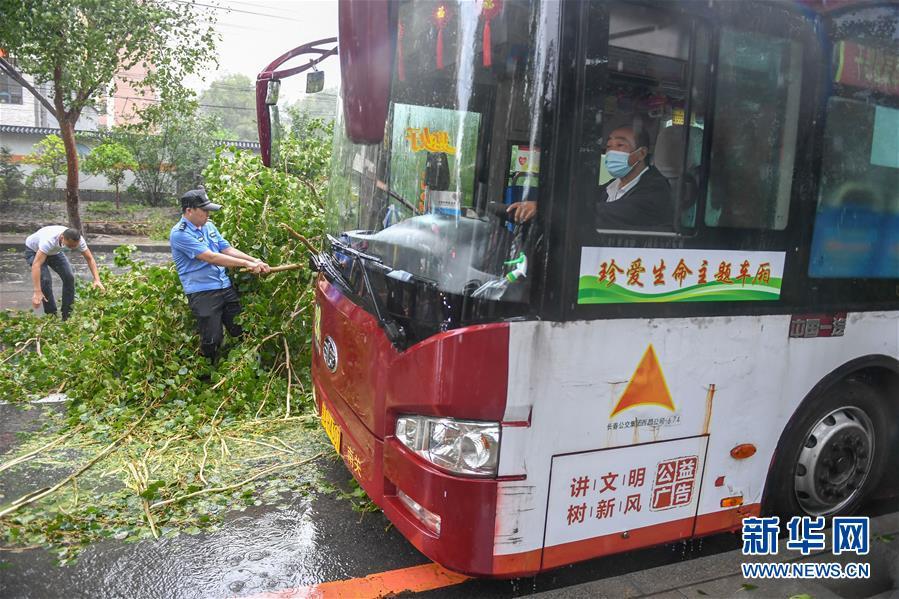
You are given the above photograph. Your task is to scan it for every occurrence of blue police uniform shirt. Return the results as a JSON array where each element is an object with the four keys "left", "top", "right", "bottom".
[{"left": 170, "top": 217, "right": 233, "bottom": 294}]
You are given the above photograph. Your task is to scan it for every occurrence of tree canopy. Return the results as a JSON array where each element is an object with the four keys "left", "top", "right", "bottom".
[
  {"left": 112, "top": 100, "right": 222, "bottom": 206},
  {"left": 82, "top": 140, "right": 138, "bottom": 209},
  {"left": 0, "top": 0, "right": 218, "bottom": 230},
  {"left": 198, "top": 73, "right": 258, "bottom": 141}
]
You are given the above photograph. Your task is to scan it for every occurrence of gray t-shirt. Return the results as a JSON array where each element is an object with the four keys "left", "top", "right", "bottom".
[{"left": 25, "top": 226, "right": 88, "bottom": 255}]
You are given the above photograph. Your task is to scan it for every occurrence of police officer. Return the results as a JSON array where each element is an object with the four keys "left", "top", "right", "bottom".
[{"left": 170, "top": 189, "right": 270, "bottom": 363}]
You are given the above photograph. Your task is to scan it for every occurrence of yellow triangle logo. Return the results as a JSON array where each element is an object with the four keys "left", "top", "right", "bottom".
[{"left": 610, "top": 344, "right": 676, "bottom": 418}]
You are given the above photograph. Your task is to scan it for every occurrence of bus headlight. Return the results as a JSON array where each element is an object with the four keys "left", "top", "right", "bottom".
[{"left": 395, "top": 415, "right": 500, "bottom": 477}]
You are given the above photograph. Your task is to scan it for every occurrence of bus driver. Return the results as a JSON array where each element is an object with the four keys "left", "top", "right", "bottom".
[
  {"left": 595, "top": 125, "right": 673, "bottom": 230},
  {"left": 506, "top": 125, "right": 673, "bottom": 230}
]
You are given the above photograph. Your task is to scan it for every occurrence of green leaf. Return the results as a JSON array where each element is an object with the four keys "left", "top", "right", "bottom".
[{"left": 741, "top": 584, "right": 758, "bottom": 591}]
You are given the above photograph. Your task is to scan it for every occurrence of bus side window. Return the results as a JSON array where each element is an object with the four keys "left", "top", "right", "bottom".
[
  {"left": 579, "top": 2, "right": 709, "bottom": 234},
  {"left": 808, "top": 9, "right": 899, "bottom": 279},
  {"left": 706, "top": 28, "right": 803, "bottom": 230},
  {"left": 809, "top": 97, "right": 899, "bottom": 279}
]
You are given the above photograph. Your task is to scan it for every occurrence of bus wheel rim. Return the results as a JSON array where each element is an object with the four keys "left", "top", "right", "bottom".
[{"left": 793, "top": 406, "right": 875, "bottom": 516}]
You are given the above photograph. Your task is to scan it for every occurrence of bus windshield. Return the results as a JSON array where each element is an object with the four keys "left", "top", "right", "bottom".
[{"left": 327, "top": 0, "right": 550, "bottom": 324}]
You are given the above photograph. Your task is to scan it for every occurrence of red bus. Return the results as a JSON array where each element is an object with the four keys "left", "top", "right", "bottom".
[{"left": 259, "top": 0, "right": 899, "bottom": 577}]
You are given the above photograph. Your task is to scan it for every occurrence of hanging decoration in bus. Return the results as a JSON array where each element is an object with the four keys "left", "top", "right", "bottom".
[
  {"left": 578, "top": 248, "right": 786, "bottom": 304},
  {"left": 480, "top": 0, "right": 503, "bottom": 67},
  {"left": 545, "top": 437, "right": 707, "bottom": 549},
  {"left": 834, "top": 41, "right": 899, "bottom": 97},
  {"left": 433, "top": 3, "right": 451, "bottom": 70},
  {"left": 390, "top": 103, "right": 480, "bottom": 216}
]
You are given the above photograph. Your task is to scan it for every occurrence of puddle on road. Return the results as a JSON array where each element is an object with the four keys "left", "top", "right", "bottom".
[
  {"left": 80, "top": 500, "right": 328, "bottom": 599},
  {"left": 1, "top": 494, "right": 359, "bottom": 599}
]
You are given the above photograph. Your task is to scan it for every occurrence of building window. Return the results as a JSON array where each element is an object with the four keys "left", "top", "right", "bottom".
[{"left": 0, "top": 57, "right": 23, "bottom": 104}]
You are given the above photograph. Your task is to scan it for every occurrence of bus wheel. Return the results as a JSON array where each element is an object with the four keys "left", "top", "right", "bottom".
[{"left": 767, "top": 379, "right": 890, "bottom": 519}]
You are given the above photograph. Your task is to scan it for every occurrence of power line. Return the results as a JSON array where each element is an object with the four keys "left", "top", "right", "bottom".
[
  {"left": 169, "top": 0, "right": 307, "bottom": 23},
  {"left": 110, "top": 94, "right": 259, "bottom": 112},
  {"left": 224, "top": 0, "right": 301, "bottom": 18}
]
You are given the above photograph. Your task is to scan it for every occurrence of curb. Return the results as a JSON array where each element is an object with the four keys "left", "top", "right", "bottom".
[{"left": 0, "top": 241, "right": 170, "bottom": 252}]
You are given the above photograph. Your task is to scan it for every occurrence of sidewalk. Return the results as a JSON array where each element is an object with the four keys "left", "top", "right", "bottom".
[
  {"left": 0, "top": 233, "right": 169, "bottom": 252},
  {"left": 537, "top": 512, "right": 899, "bottom": 598}
]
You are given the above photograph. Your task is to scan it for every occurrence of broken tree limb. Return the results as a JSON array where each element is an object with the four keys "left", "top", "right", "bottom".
[
  {"left": 240, "top": 263, "right": 304, "bottom": 274},
  {"left": 0, "top": 426, "right": 83, "bottom": 473},
  {"left": 279, "top": 223, "right": 318, "bottom": 254},
  {"left": 149, "top": 453, "right": 323, "bottom": 510},
  {"left": 0, "top": 400, "right": 158, "bottom": 519}
]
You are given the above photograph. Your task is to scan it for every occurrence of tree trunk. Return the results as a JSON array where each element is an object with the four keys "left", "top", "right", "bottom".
[
  {"left": 58, "top": 118, "right": 82, "bottom": 232},
  {"left": 115, "top": 182, "right": 121, "bottom": 211}
]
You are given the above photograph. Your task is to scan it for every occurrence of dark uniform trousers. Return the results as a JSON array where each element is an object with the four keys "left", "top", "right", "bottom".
[
  {"left": 24, "top": 249, "right": 77, "bottom": 320},
  {"left": 187, "top": 287, "right": 244, "bottom": 361}
]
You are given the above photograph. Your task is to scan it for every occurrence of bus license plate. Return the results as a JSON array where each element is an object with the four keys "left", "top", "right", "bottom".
[{"left": 320, "top": 402, "right": 342, "bottom": 455}]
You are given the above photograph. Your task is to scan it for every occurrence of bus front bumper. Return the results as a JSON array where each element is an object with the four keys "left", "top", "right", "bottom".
[{"left": 313, "top": 373, "right": 504, "bottom": 577}]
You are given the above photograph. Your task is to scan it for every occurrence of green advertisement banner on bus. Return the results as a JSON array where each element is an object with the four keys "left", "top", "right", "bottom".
[{"left": 578, "top": 248, "right": 786, "bottom": 304}]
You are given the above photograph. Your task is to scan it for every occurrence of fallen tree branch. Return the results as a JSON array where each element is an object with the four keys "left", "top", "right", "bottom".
[
  {"left": 0, "top": 338, "right": 36, "bottom": 365},
  {"left": 0, "top": 401, "right": 158, "bottom": 519},
  {"left": 279, "top": 223, "right": 318, "bottom": 254},
  {"left": 283, "top": 337, "right": 292, "bottom": 419},
  {"left": 222, "top": 435, "right": 295, "bottom": 455},
  {"left": 240, "top": 263, "right": 303, "bottom": 274},
  {"left": 150, "top": 453, "right": 323, "bottom": 510},
  {"left": 0, "top": 426, "right": 83, "bottom": 473}
]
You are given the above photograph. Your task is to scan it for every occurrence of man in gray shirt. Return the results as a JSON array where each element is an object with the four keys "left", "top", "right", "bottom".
[{"left": 25, "top": 226, "right": 105, "bottom": 320}]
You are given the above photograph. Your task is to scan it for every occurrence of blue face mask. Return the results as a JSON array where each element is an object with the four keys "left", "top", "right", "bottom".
[{"left": 605, "top": 150, "right": 634, "bottom": 179}]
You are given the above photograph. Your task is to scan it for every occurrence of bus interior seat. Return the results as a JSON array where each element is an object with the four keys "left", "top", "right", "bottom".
[{"left": 654, "top": 124, "right": 703, "bottom": 225}]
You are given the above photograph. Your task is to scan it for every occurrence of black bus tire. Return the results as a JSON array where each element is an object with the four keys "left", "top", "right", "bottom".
[{"left": 764, "top": 379, "right": 891, "bottom": 520}]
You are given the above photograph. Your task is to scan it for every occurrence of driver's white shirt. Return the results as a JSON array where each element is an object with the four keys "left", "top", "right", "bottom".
[
  {"left": 25, "top": 226, "right": 88, "bottom": 255},
  {"left": 605, "top": 166, "right": 649, "bottom": 203}
]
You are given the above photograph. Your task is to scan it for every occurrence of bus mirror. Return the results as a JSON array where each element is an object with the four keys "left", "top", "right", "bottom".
[
  {"left": 265, "top": 80, "right": 281, "bottom": 106},
  {"left": 306, "top": 70, "right": 325, "bottom": 93},
  {"left": 338, "top": 0, "right": 393, "bottom": 143}
]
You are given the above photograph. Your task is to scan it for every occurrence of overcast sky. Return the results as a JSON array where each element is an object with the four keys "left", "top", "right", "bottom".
[{"left": 188, "top": 0, "right": 341, "bottom": 104}]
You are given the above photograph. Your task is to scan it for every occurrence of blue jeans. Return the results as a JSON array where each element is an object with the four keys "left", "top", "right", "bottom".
[{"left": 24, "top": 248, "right": 76, "bottom": 320}]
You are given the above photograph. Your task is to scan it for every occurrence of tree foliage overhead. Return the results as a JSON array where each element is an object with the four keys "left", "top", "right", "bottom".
[
  {"left": 111, "top": 100, "right": 222, "bottom": 207},
  {"left": 0, "top": 0, "right": 218, "bottom": 230},
  {"left": 199, "top": 73, "right": 258, "bottom": 141}
]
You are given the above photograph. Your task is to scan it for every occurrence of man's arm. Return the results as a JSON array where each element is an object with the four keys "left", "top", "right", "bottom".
[
  {"left": 220, "top": 247, "right": 270, "bottom": 273},
  {"left": 80, "top": 249, "right": 105, "bottom": 291},
  {"left": 30, "top": 250, "right": 48, "bottom": 309},
  {"left": 195, "top": 250, "right": 266, "bottom": 273}
]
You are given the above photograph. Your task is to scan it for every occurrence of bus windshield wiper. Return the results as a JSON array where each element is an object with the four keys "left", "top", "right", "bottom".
[{"left": 327, "top": 235, "right": 407, "bottom": 348}]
